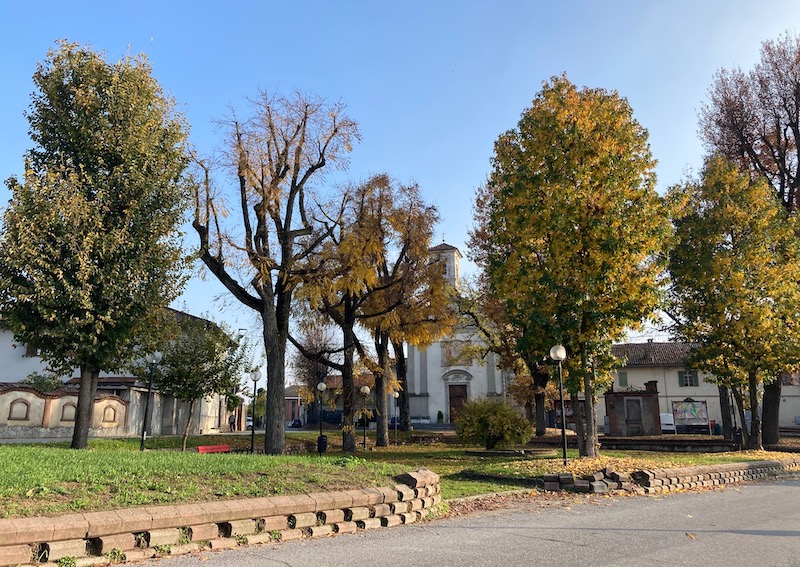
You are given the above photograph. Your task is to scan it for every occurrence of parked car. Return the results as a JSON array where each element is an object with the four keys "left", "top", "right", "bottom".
[
  {"left": 288, "top": 418, "right": 302, "bottom": 428},
  {"left": 245, "top": 417, "right": 253, "bottom": 430},
  {"left": 660, "top": 413, "right": 676, "bottom": 434}
]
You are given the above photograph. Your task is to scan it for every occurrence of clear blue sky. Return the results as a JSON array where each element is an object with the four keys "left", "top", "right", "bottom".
[{"left": 1, "top": 0, "right": 798, "bottom": 345}]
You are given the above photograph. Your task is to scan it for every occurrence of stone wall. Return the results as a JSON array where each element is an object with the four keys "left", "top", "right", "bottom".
[{"left": 0, "top": 468, "right": 442, "bottom": 567}]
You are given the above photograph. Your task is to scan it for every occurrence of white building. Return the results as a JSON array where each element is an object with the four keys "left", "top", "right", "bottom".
[
  {"left": 406, "top": 244, "right": 511, "bottom": 424},
  {"left": 0, "top": 309, "right": 236, "bottom": 440},
  {"left": 407, "top": 245, "right": 800, "bottom": 431}
]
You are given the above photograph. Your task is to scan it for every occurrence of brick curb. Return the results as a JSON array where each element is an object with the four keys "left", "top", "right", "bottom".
[{"left": 0, "top": 468, "right": 443, "bottom": 567}]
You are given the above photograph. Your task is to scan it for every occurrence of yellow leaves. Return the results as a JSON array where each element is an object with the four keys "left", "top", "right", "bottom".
[{"left": 686, "top": 532, "right": 696, "bottom": 540}]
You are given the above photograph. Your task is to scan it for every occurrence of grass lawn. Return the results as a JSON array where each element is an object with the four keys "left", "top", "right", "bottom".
[{"left": 1, "top": 431, "right": 797, "bottom": 518}]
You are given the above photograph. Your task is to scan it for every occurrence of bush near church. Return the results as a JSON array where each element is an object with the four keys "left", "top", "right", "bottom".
[{"left": 455, "top": 398, "right": 533, "bottom": 450}]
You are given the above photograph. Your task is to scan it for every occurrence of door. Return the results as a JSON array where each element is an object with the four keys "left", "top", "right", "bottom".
[
  {"left": 625, "top": 398, "right": 643, "bottom": 436},
  {"left": 448, "top": 385, "right": 468, "bottom": 423}
]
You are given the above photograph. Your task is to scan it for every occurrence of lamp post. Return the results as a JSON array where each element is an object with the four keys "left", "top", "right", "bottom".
[
  {"left": 360, "top": 385, "right": 370, "bottom": 449},
  {"left": 392, "top": 391, "right": 399, "bottom": 445},
  {"left": 250, "top": 370, "right": 261, "bottom": 454},
  {"left": 317, "top": 381, "right": 328, "bottom": 455},
  {"left": 549, "top": 344, "right": 568, "bottom": 466},
  {"left": 139, "top": 351, "right": 163, "bottom": 451}
]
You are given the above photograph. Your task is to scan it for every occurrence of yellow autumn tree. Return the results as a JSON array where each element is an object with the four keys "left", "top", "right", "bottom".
[
  {"left": 480, "top": 74, "right": 671, "bottom": 457},
  {"left": 667, "top": 156, "right": 800, "bottom": 450},
  {"left": 297, "top": 174, "right": 445, "bottom": 451}
]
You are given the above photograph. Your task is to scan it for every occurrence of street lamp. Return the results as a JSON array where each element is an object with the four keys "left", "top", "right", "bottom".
[
  {"left": 392, "top": 391, "right": 400, "bottom": 445},
  {"left": 250, "top": 370, "right": 261, "bottom": 454},
  {"left": 316, "top": 381, "right": 328, "bottom": 455},
  {"left": 549, "top": 344, "right": 568, "bottom": 466},
  {"left": 139, "top": 351, "right": 163, "bottom": 451},
  {"left": 360, "top": 385, "right": 370, "bottom": 449}
]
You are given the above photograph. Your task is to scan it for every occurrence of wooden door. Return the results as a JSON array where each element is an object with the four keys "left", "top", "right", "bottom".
[
  {"left": 448, "top": 385, "right": 468, "bottom": 423},
  {"left": 625, "top": 398, "right": 643, "bottom": 436}
]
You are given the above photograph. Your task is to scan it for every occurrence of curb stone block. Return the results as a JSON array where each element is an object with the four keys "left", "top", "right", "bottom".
[
  {"left": 422, "top": 497, "right": 434, "bottom": 508},
  {"left": 208, "top": 538, "right": 237, "bottom": 550},
  {"left": 147, "top": 506, "right": 182, "bottom": 530},
  {"left": 13, "top": 516, "right": 56, "bottom": 544},
  {"left": 307, "top": 525, "right": 334, "bottom": 538},
  {"left": 84, "top": 511, "right": 123, "bottom": 539},
  {"left": 260, "top": 516, "right": 289, "bottom": 532},
  {"left": 122, "top": 548, "right": 156, "bottom": 562},
  {"left": 0, "top": 544, "right": 31, "bottom": 567},
  {"left": 94, "top": 532, "right": 136, "bottom": 553},
  {"left": 169, "top": 543, "right": 198, "bottom": 556},
  {"left": 391, "top": 501, "right": 411, "bottom": 514},
  {"left": 590, "top": 481, "right": 608, "bottom": 493},
  {"left": 187, "top": 523, "right": 219, "bottom": 542},
  {"left": 229, "top": 519, "right": 259, "bottom": 535},
  {"left": 148, "top": 528, "right": 180, "bottom": 547},
  {"left": 400, "top": 512, "right": 416, "bottom": 524},
  {"left": 344, "top": 507, "right": 371, "bottom": 522},
  {"left": 409, "top": 499, "right": 423, "bottom": 511},
  {"left": 377, "top": 486, "right": 398, "bottom": 503},
  {"left": 288, "top": 513, "right": 317, "bottom": 529},
  {"left": 394, "top": 471, "right": 423, "bottom": 488},
  {"left": 247, "top": 533, "right": 273, "bottom": 545},
  {"left": 544, "top": 482, "right": 560, "bottom": 491},
  {"left": 75, "top": 556, "right": 110, "bottom": 567},
  {"left": 114, "top": 508, "right": 153, "bottom": 534},
  {"left": 225, "top": 499, "right": 258, "bottom": 522},
  {"left": 372, "top": 504, "right": 392, "bottom": 518},
  {"left": 381, "top": 515, "right": 402, "bottom": 528},
  {"left": 344, "top": 490, "right": 373, "bottom": 507},
  {"left": 356, "top": 518, "right": 382, "bottom": 530},
  {"left": 431, "top": 494, "right": 442, "bottom": 506},
  {"left": 47, "top": 539, "right": 87, "bottom": 561},
  {"left": 318, "top": 510, "right": 345, "bottom": 525},
  {"left": 361, "top": 488, "right": 385, "bottom": 505},
  {"left": 334, "top": 522, "right": 358, "bottom": 534},
  {"left": 279, "top": 529, "right": 304, "bottom": 542},
  {"left": 395, "top": 484, "right": 415, "bottom": 501}
]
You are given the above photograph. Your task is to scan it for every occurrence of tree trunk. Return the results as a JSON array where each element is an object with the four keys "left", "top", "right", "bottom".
[
  {"left": 746, "top": 370, "right": 763, "bottom": 450},
  {"left": 577, "top": 344, "right": 599, "bottom": 458},
  {"left": 533, "top": 392, "right": 547, "bottom": 436},
  {"left": 732, "top": 386, "right": 750, "bottom": 447},
  {"left": 524, "top": 400, "right": 534, "bottom": 423},
  {"left": 762, "top": 379, "right": 781, "bottom": 446},
  {"left": 532, "top": 364, "right": 550, "bottom": 436},
  {"left": 71, "top": 366, "right": 99, "bottom": 449},
  {"left": 181, "top": 399, "right": 195, "bottom": 452},
  {"left": 392, "top": 340, "right": 411, "bottom": 431},
  {"left": 341, "top": 300, "right": 357, "bottom": 452},
  {"left": 718, "top": 385, "right": 733, "bottom": 439},
  {"left": 263, "top": 286, "right": 289, "bottom": 455},
  {"left": 374, "top": 331, "right": 390, "bottom": 447}
]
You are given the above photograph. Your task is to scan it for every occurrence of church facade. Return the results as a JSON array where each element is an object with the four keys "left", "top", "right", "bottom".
[{"left": 406, "top": 243, "right": 513, "bottom": 424}]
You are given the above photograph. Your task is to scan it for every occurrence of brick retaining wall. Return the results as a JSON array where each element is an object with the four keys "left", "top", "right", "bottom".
[{"left": 0, "top": 468, "right": 441, "bottom": 567}]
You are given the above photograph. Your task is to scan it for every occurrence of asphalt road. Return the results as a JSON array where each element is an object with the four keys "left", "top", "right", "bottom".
[{"left": 141, "top": 479, "right": 800, "bottom": 567}]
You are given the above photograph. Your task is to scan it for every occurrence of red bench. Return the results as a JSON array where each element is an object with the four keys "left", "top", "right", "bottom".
[{"left": 197, "top": 444, "right": 231, "bottom": 454}]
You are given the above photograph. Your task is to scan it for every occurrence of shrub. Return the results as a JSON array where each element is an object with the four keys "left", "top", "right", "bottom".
[{"left": 455, "top": 398, "right": 532, "bottom": 449}]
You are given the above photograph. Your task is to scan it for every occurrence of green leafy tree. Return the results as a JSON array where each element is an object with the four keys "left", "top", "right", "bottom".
[
  {"left": 21, "top": 372, "right": 65, "bottom": 393},
  {"left": 0, "top": 42, "right": 190, "bottom": 449},
  {"left": 667, "top": 156, "right": 800, "bottom": 450},
  {"left": 454, "top": 398, "right": 532, "bottom": 450},
  {"left": 136, "top": 316, "right": 249, "bottom": 451},
  {"left": 480, "top": 74, "right": 670, "bottom": 457},
  {"left": 193, "top": 91, "right": 358, "bottom": 455},
  {"left": 699, "top": 31, "right": 800, "bottom": 443}
]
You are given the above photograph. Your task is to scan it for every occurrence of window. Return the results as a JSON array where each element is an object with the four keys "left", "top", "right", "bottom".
[
  {"left": 617, "top": 371, "right": 628, "bottom": 388},
  {"left": 678, "top": 370, "right": 698, "bottom": 387}
]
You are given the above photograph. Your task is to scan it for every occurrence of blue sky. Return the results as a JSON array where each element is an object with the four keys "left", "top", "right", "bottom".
[{"left": 1, "top": 0, "right": 799, "bottom": 345}]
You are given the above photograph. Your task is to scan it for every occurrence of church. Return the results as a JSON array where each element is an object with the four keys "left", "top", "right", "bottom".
[{"left": 406, "top": 243, "right": 513, "bottom": 425}]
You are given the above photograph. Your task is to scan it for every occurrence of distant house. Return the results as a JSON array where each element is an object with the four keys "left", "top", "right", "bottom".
[
  {"left": 598, "top": 341, "right": 800, "bottom": 432},
  {"left": 0, "top": 308, "right": 238, "bottom": 440}
]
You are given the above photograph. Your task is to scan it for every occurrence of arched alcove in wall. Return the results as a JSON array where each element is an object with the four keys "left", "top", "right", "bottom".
[
  {"left": 8, "top": 398, "right": 30, "bottom": 421},
  {"left": 60, "top": 402, "right": 77, "bottom": 422}
]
